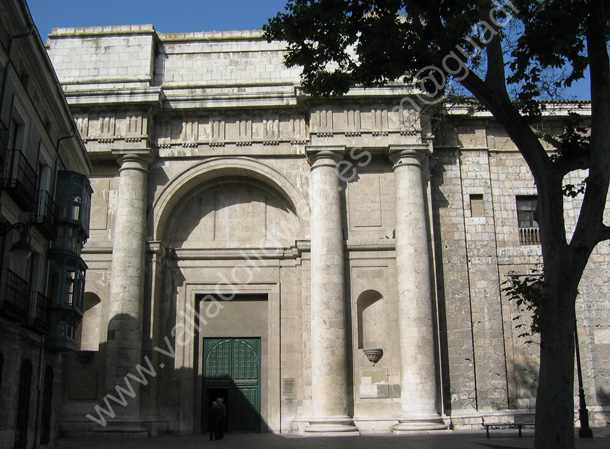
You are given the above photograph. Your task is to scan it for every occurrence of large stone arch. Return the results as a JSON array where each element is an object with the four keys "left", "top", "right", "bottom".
[{"left": 152, "top": 157, "right": 310, "bottom": 242}]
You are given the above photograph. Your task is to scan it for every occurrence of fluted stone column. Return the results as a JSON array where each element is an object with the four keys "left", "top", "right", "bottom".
[
  {"left": 389, "top": 145, "right": 445, "bottom": 432},
  {"left": 305, "top": 146, "right": 358, "bottom": 435},
  {"left": 102, "top": 150, "right": 153, "bottom": 436}
]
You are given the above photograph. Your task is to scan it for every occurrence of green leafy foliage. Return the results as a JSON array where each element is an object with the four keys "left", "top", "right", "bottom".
[
  {"left": 509, "top": 0, "right": 590, "bottom": 104},
  {"left": 264, "top": 1, "right": 596, "bottom": 106},
  {"left": 264, "top": 0, "right": 489, "bottom": 96},
  {"left": 502, "top": 270, "right": 544, "bottom": 338},
  {"left": 547, "top": 112, "right": 591, "bottom": 164}
]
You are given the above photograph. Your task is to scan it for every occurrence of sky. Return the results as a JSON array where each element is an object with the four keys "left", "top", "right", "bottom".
[
  {"left": 28, "top": 0, "right": 290, "bottom": 38},
  {"left": 26, "top": 0, "right": 590, "bottom": 100}
]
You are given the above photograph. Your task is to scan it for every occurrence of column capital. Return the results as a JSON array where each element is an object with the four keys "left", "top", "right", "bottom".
[
  {"left": 306, "top": 145, "right": 345, "bottom": 168},
  {"left": 388, "top": 144, "right": 431, "bottom": 169},
  {"left": 112, "top": 149, "right": 155, "bottom": 171}
]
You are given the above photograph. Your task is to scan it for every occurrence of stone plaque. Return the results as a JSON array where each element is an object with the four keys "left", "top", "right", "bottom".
[{"left": 283, "top": 377, "right": 296, "bottom": 398}]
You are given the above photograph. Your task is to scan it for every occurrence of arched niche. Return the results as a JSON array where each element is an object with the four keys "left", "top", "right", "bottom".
[
  {"left": 153, "top": 157, "right": 310, "bottom": 241},
  {"left": 164, "top": 177, "right": 300, "bottom": 249},
  {"left": 356, "top": 290, "right": 386, "bottom": 350},
  {"left": 76, "top": 292, "right": 102, "bottom": 351}
]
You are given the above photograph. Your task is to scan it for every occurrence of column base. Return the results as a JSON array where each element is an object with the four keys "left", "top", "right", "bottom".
[
  {"left": 90, "top": 423, "right": 148, "bottom": 439},
  {"left": 393, "top": 415, "right": 448, "bottom": 433},
  {"left": 304, "top": 417, "right": 360, "bottom": 436}
]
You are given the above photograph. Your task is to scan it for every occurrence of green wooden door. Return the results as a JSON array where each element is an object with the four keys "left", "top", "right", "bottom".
[{"left": 203, "top": 338, "right": 261, "bottom": 433}]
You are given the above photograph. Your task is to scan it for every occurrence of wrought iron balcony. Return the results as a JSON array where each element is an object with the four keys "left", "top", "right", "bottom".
[
  {"left": 0, "top": 120, "right": 8, "bottom": 192},
  {"left": 0, "top": 268, "right": 30, "bottom": 323},
  {"left": 34, "top": 190, "right": 59, "bottom": 240},
  {"left": 519, "top": 226, "right": 541, "bottom": 245},
  {"left": 0, "top": 118, "right": 7, "bottom": 151},
  {"left": 0, "top": 149, "right": 38, "bottom": 212},
  {"left": 29, "top": 291, "right": 51, "bottom": 335}
]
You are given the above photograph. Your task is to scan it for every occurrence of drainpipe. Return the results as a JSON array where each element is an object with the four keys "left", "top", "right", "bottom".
[{"left": 53, "top": 131, "right": 79, "bottom": 190}]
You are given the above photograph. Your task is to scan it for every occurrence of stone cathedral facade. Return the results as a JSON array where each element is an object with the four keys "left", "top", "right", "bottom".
[{"left": 43, "top": 25, "right": 610, "bottom": 437}]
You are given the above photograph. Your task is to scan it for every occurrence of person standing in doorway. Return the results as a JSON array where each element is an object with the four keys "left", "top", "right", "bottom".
[
  {"left": 217, "top": 397, "right": 226, "bottom": 439},
  {"left": 208, "top": 401, "right": 220, "bottom": 440}
]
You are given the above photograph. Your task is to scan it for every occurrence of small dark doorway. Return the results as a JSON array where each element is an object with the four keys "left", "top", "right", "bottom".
[
  {"left": 15, "top": 359, "right": 33, "bottom": 449},
  {"left": 40, "top": 366, "right": 54, "bottom": 445}
]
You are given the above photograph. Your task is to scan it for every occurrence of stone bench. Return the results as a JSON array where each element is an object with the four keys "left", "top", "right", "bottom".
[{"left": 482, "top": 416, "right": 535, "bottom": 438}]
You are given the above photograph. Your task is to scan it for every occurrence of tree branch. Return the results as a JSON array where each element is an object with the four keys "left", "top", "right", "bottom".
[
  {"left": 552, "top": 153, "right": 591, "bottom": 176},
  {"left": 570, "top": 0, "right": 610, "bottom": 251},
  {"left": 478, "top": 0, "right": 508, "bottom": 97},
  {"left": 600, "top": 224, "right": 610, "bottom": 243},
  {"left": 460, "top": 70, "right": 555, "bottom": 184}
]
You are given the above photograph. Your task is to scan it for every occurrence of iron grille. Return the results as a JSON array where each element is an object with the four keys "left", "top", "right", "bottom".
[
  {"left": 0, "top": 268, "right": 30, "bottom": 323},
  {"left": 35, "top": 190, "right": 59, "bottom": 239},
  {"left": 0, "top": 149, "right": 38, "bottom": 211},
  {"left": 0, "top": 119, "right": 7, "bottom": 149},
  {"left": 0, "top": 119, "right": 8, "bottom": 185},
  {"left": 29, "top": 291, "right": 51, "bottom": 334}
]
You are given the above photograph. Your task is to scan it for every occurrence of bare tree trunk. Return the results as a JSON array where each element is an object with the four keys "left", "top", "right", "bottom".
[{"left": 534, "top": 253, "right": 582, "bottom": 449}]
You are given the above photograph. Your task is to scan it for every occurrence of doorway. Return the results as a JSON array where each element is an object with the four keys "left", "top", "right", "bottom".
[{"left": 202, "top": 338, "right": 261, "bottom": 433}]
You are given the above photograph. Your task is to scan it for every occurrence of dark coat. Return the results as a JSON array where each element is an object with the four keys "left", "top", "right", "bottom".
[{"left": 208, "top": 404, "right": 221, "bottom": 428}]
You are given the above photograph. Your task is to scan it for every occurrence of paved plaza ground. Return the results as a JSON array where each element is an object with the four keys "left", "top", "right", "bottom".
[{"left": 54, "top": 428, "right": 610, "bottom": 449}]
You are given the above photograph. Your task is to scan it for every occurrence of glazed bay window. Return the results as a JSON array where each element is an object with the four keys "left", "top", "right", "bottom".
[
  {"left": 55, "top": 171, "right": 92, "bottom": 238},
  {"left": 46, "top": 256, "right": 86, "bottom": 351},
  {"left": 517, "top": 196, "right": 540, "bottom": 245},
  {"left": 47, "top": 171, "right": 92, "bottom": 351}
]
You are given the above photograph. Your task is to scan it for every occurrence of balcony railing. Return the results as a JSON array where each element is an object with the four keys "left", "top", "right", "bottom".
[
  {"left": 519, "top": 226, "right": 541, "bottom": 245},
  {"left": 35, "top": 190, "right": 59, "bottom": 239},
  {"left": 0, "top": 149, "right": 38, "bottom": 211},
  {"left": 29, "top": 291, "right": 51, "bottom": 335},
  {"left": 0, "top": 120, "right": 8, "bottom": 183},
  {"left": 0, "top": 268, "right": 30, "bottom": 323},
  {"left": 0, "top": 119, "right": 7, "bottom": 149}
]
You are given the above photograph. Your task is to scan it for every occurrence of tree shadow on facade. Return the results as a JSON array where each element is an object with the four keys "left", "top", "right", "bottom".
[
  {"left": 63, "top": 336, "right": 270, "bottom": 438},
  {"left": 595, "top": 388, "right": 610, "bottom": 426}
]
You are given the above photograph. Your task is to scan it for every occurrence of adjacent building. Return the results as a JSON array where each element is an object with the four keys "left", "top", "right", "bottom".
[
  {"left": 40, "top": 24, "right": 609, "bottom": 438},
  {"left": 0, "top": 1, "right": 92, "bottom": 448}
]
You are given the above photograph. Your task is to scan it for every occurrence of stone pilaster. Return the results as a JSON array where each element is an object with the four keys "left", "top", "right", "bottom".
[
  {"left": 100, "top": 150, "right": 153, "bottom": 437},
  {"left": 389, "top": 144, "right": 446, "bottom": 432},
  {"left": 305, "top": 146, "right": 358, "bottom": 436}
]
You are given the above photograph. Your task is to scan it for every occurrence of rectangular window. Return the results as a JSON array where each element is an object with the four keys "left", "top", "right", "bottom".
[
  {"left": 516, "top": 196, "right": 540, "bottom": 244},
  {"left": 9, "top": 118, "right": 25, "bottom": 151},
  {"left": 470, "top": 194, "right": 484, "bottom": 217}
]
